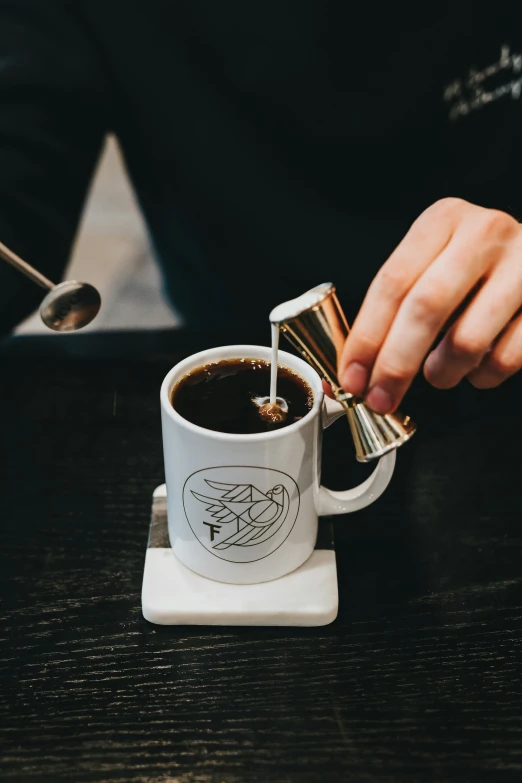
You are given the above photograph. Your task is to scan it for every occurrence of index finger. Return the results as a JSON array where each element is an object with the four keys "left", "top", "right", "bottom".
[{"left": 338, "top": 198, "right": 464, "bottom": 395}]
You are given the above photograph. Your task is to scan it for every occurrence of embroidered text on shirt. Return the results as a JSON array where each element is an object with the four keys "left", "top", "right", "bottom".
[{"left": 443, "top": 44, "right": 522, "bottom": 120}]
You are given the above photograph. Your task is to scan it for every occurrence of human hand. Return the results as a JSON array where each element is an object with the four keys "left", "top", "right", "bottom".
[{"left": 339, "top": 198, "right": 522, "bottom": 413}]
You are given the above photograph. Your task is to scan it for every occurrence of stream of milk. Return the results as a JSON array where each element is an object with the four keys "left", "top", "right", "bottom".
[{"left": 269, "top": 323, "right": 279, "bottom": 404}]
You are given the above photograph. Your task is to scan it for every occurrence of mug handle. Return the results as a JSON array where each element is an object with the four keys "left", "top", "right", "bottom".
[{"left": 315, "top": 396, "right": 396, "bottom": 516}]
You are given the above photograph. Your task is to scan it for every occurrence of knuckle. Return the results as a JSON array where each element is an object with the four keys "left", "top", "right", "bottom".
[
  {"left": 376, "top": 360, "right": 410, "bottom": 384},
  {"left": 448, "top": 329, "right": 488, "bottom": 360},
  {"left": 408, "top": 280, "right": 452, "bottom": 322},
  {"left": 350, "top": 331, "right": 382, "bottom": 358},
  {"left": 476, "top": 209, "right": 517, "bottom": 241},
  {"left": 374, "top": 264, "right": 411, "bottom": 301},
  {"left": 487, "top": 349, "right": 520, "bottom": 377},
  {"left": 424, "top": 197, "right": 468, "bottom": 220}
]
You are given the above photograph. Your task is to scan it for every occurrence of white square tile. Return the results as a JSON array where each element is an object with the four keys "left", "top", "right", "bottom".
[{"left": 142, "top": 485, "right": 338, "bottom": 627}]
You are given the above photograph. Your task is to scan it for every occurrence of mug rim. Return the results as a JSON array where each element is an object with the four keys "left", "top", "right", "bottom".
[{"left": 160, "top": 344, "right": 324, "bottom": 442}]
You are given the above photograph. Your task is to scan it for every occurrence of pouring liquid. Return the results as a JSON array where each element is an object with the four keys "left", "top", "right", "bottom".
[
  {"left": 270, "top": 323, "right": 279, "bottom": 404},
  {"left": 255, "top": 322, "right": 289, "bottom": 424},
  {"left": 258, "top": 286, "right": 334, "bottom": 425}
]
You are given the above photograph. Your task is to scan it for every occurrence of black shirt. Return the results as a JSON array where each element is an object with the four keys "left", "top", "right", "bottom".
[{"left": 1, "top": 1, "right": 521, "bottom": 333}]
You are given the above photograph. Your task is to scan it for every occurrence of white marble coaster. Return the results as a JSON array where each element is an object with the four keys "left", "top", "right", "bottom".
[{"left": 142, "top": 485, "right": 338, "bottom": 627}]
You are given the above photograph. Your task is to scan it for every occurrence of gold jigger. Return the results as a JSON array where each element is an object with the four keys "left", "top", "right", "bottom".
[{"left": 270, "top": 282, "right": 416, "bottom": 462}]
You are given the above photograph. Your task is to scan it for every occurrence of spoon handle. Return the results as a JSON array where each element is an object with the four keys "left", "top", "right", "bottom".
[{"left": 0, "top": 240, "right": 55, "bottom": 291}]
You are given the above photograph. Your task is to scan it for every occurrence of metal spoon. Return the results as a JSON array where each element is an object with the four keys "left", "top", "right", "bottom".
[{"left": 0, "top": 240, "right": 101, "bottom": 331}]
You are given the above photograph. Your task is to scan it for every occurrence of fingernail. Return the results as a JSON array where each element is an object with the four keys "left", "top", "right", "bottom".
[
  {"left": 340, "top": 362, "right": 369, "bottom": 395},
  {"left": 365, "top": 385, "right": 393, "bottom": 414}
]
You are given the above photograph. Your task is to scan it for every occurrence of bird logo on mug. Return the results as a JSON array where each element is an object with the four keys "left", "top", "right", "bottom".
[{"left": 182, "top": 466, "right": 300, "bottom": 563}]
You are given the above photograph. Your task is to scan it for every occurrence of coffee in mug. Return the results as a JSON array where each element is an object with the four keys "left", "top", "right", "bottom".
[{"left": 170, "top": 358, "right": 314, "bottom": 434}]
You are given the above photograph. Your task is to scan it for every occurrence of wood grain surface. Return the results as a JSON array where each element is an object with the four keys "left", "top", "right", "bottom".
[{"left": 1, "top": 330, "right": 522, "bottom": 783}]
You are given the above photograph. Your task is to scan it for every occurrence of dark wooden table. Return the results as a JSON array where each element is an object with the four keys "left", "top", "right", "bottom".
[{"left": 1, "top": 329, "right": 522, "bottom": 783}]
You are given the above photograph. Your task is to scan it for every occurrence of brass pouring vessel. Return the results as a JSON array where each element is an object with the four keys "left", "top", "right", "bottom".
[{"left": 270, "top": 283, "right": 416, "bottom": 462}]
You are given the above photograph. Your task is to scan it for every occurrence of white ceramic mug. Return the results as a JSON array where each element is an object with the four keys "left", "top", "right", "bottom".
[{"left": 160, "top": 345, "right": 396, "bottom": 584}]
